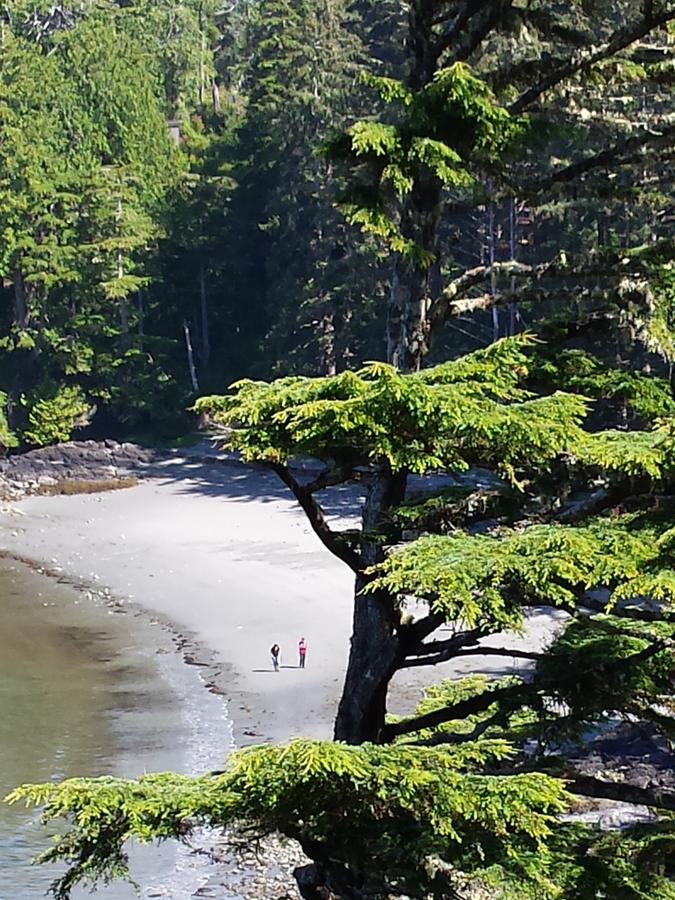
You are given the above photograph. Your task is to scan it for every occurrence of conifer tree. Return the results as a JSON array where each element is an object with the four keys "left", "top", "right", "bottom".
[
  {"left": 330, "top": 1, "right": 675, "bottom": 372},
  {"left": 12, "top": 336, "right": 675, "bottom": 898}
]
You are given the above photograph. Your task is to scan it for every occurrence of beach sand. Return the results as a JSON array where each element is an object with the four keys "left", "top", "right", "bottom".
[{"left": 0, "top": 453, "right": 564, "bottom": 749}]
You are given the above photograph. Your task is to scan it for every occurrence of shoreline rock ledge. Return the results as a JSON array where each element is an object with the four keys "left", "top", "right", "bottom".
[{"left": 0, "top": 440, "right": 164, "bottom": 499}]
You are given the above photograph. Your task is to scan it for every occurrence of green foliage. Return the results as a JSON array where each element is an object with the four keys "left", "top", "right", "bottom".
[
  {"left": 530, "top": 349, "right": 675, "bottom": 423},
  {"left": 7, "top": 738, "right": 570, "bottom": 899},
  {"left": 393, "top": 485, "right": 513, "bottom": 532},
  {"left": 371, "top": 514, "right": 675, "bottom": 629},
  {"left": 0, "top": 391, "right": 18, "bottom": 451},
  {"left": 576, "top": 424, "right": 675, "bottom": 480},
  {"left": 196, "top": 335, "right": 588, "bottom": 473},
  {"left": 331, "top": 62, "right": 524, "bottom": 262},
  {"left": 535, "top": 615, "right": 675, "bottom": 730},
  {"left": 22, "top": 385, "right": 91, "bottom": 447}
]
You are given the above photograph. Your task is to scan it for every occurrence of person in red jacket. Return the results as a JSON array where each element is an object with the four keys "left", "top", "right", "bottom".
[{"left": 298, "top": 637, "right": 307, "bottom": 669}]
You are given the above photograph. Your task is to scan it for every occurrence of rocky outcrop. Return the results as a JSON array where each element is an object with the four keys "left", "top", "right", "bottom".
[{"left": 0, "top": 440, "right": 164, "bottom": 499}]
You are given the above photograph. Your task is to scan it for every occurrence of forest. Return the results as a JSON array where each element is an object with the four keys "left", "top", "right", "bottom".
[
  {"left": 0, "top": 0, "right": 670, "bottom": 448},
  {"left": 5, "top": 1, "right": 675, "bottom": 899}
]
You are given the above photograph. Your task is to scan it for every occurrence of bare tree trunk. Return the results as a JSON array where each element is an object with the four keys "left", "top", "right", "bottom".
[
  {"left": 211, "top": 79, "right": 220, "bottom": 115},
  {"left": 119, "top": 297, "right": 129, "bottom": 333},
  {"left": 334, "top": 468, "right": 406, "bottom": 744},
  {"left": 199, "top": 259, "right": 210, "bottom": 369},
  {"left": 508, "top": 197, "right": 518, "bottom": 335},
  {"left": 322, "top": 311, "right": 337, "bottom": 376},
  {"left": 488, "top": 197, "right": 499, "bottom": 342},
  {"left": 183, "top": 320, "right": 200, "bottom": 393}
]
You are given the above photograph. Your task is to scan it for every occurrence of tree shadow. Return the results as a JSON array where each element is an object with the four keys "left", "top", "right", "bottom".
[{"left": 142, "top": 449, "right": 364, "bottom": 524}]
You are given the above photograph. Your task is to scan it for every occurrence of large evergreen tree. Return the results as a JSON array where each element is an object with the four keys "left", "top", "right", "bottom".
[{"left": 11, "top": 336, "right": 675, "bottom": 898}]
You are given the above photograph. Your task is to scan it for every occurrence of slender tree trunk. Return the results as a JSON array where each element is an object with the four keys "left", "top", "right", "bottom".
[
  {"left": 322, "top": 311, "right": 337, "bottom": 376},
  {"left": 183, "top": 320, "right": 200, "bottom": 392},
  {"left": 488, "top": 198, "right": 499, "bottom": 342},
  {"left": 334, "top": 468, "right": 406, "bottom": 744},
  {"left": 12, "top": 271, "right": 29, "bottom": 331},
  {"left": 138, "top": 289, "right": 145, "bottom": 341},
  {"left": 199, "top": 259, "right": 210, "bottom": 369}
]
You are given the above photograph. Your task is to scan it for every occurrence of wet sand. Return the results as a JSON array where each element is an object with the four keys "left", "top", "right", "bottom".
[{"left": 0, "top": 558, "right": 233, "bottom": 899}]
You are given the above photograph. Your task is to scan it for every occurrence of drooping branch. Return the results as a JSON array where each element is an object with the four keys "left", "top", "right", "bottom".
[
  {"left": 301, "top": 465, "right": 354, "bottom": 494},
  {"left": 578, "top": 596, "right": 675, "bottom": 625},
  {"left": 510, "top": 9, "right": 675, "bottom": 114},
  {"left": 382, "top": 682, "right": 529, "bottom": 742},
  {"left": 404, "top": 611, "right": 448, "bottom": 645},
  {"left": 406, "top": 629, "right": 484, "bottom": 657},
  {"left": 270, "top": 462, "right": 361, "bottom": 573},
  {"left": 554, "top": 488, "right": 614, "bottom": 525},
  {"left": 411, "top": 704, "right": 512, "bottom": 746},
  {"left": 536, "top": 119, "right": 675, "bottom": 191}
]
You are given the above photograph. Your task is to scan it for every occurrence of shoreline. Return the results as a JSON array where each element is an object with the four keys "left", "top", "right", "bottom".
[
  {"left": 0, "top": 448, "right": 560, "bottom": 749},
  {"left": 0, "top": 452, "right": 359, "bottom": 749}
]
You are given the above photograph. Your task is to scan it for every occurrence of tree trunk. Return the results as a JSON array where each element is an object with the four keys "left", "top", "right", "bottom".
[
  {"left": 321, "top": 311, "right": 337, "bottom": 376},
  {"left": 183, "top": 320, "right": 200, "bottom": 393},
  {"left": 199, "top": 259, "right": 210, "bottom": 369},
  {"left": 387, "top": 178, "right": 442, "bottom": 372},
  {"left": 334, "top": 468, "right": 406, "bottom": 744},
  {"left": 12, "top": 270, "right": 29, "bottom": 331}
]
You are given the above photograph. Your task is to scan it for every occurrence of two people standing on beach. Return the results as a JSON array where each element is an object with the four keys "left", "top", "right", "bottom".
[{"left": 269, "top": 639, "right": 307, "bottom": 671}]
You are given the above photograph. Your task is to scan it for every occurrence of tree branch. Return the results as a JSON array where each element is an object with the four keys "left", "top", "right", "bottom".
[
  {"left": 400, "top": 646, "right": 544, "bottom": 669},
  {"left": 382, "top": 682, "right": 528, "bottom": 742},
  {"left": 510, "top": 10, "right": 675, "bottom": 114},
  {"left": 410, "top": 704, "right": 511, "bottom": 746},
  {"left": 535, "top": 119, "right": 675, "bottom": 192},
  {"left": 270, "top": 462, "right": 361, "bottom": 573},
  {"left": 567, "top": 773, "right": 675, "bottom": 813},
  {"left": 579, "top": 596, "right": 675, "bottom": 625},
  {"left": 405, "top": 627, "right": 483, "bottom": 656},
  {"left": 404, "top": 611, "right": 448, "bottom": 644},
  {"left": 437, "top": 0, "right": 514, "bottom": 65},
  {"left": 300, "top": 465, "right": 353, "bottom": 494},
  {"left": 554, "top": 488, "right": 614, "bottom": 525},
  {"left": 428, "top": 259, "right": 615, "bottom": 327}
]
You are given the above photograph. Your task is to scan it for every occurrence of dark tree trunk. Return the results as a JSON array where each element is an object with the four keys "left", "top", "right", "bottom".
[
  {"left": 334, "top": 468, "right": 406, "bottom": 744},
  {"left": 13, "top": 271, "right": 29, "bottom": 331},
  {"left": 199, "top": 259, "right": 210, "bottom": 369},
  {"left": 295, "top": 862, "right": 368, "bottom": 900}
]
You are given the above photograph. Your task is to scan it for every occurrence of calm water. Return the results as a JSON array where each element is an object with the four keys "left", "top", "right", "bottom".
[{"left": 0, "top": 559, "right": 233, "bottom": 899}]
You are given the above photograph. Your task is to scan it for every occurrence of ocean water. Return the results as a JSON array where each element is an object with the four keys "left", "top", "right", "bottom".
[{"left": 0, "top": 559, "right": 233, "bottom": 899}]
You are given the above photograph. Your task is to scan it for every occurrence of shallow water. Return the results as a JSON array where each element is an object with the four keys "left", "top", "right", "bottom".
[{"left": 0, "top": 559, "right": 233, "bottom": 899}]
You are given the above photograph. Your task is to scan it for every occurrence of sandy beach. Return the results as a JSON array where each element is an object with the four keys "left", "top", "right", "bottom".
[{"left": 0, "top": 450, "right": 562, "bottom": 750}]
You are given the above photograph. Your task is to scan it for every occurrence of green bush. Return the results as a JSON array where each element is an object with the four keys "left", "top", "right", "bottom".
[
  {"left": 0, "top": 391, "right": 18, "bottom": 452},
  {"left": 23, "top": 385, "right": 92, "bottom": 447}
]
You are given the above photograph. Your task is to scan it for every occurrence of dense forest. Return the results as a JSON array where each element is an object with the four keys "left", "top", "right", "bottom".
[
  {"left": 1, "top": 0, "right": 672, "bottom": 448},
  {"left": 6, "top": 2, "right": 675, "bottom": 899}
]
